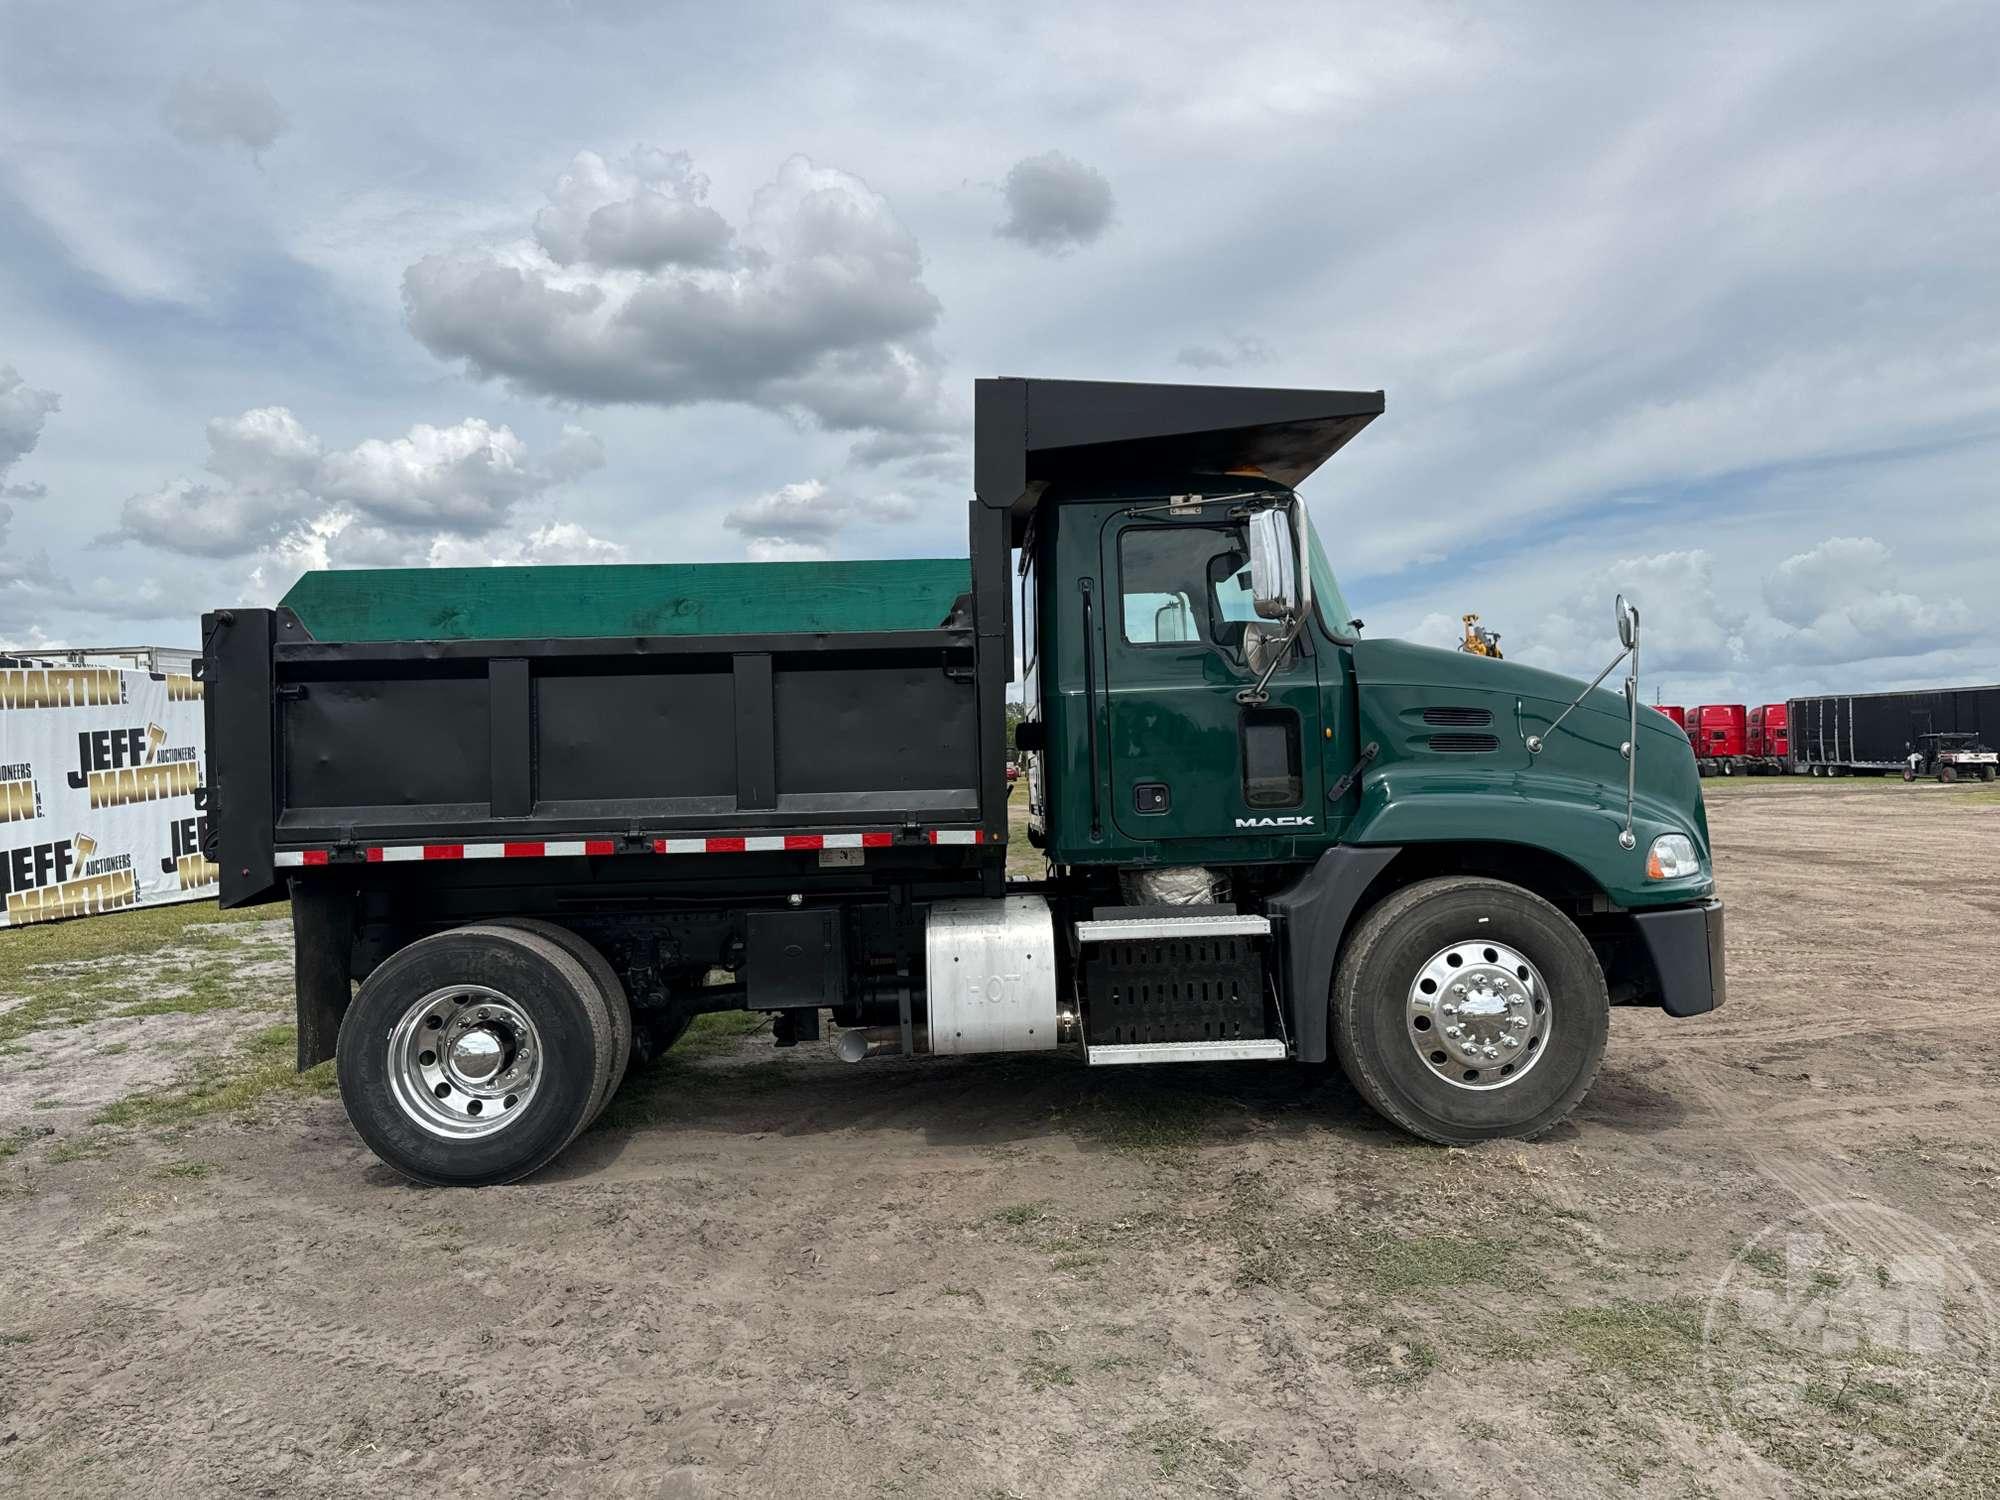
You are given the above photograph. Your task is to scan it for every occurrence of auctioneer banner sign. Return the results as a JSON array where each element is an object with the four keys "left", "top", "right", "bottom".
[{"left": 0, "top": 663, "right": 213, "bottom": 928}]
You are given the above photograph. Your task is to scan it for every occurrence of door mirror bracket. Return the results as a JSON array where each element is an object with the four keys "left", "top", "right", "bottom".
[{"left": 1236, "top": 500, "right": 1312, "bottom": 706}]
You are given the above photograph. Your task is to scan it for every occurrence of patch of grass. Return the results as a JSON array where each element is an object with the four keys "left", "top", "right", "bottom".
[
  {"left": 91, "top": 1024, "right": 334, "bottom": 1128},
  {"left": 1343, "top": 1331, "right": 1441, "bottom": 1388},
  {"left": 669, "top": 1010, "right": 770, "bottom": 1056},
  {"left": 1127, "top": 1411, "right": 1250, "bottom": 1481},
  {"left": 0, "top": 907, "right": 278, "bottom": 1048},
  {"left": 154, "top": 1160, "right": 215, "bottom": 1180},
  {"left": 989, "top": 1202, "right": 1049, "bottom": 1228},
  {"left": 45, "top": 1135, "right": 108, "bottom": 1163},
  {"left": 0, "top": 1331, "right": 32, "bottom": 1346},
  {"left": 1549, "top": 1296, "right": 1703, "bottom": 1378},
  {"left": 1079, "top": 1087, "right": 1232, "bottom": 1154},
  {"left": 1020, "top": 1356, "right": 1075, "bottom": 1391},
  {"left": 1359, "top": 1233, "right": 1515, "bottom": 1295},
  {"left": 0, "top": 900, "right": 269, "bottom": 991},
  {"left": 1050, "top": 1251, "right": 1106, "bottom": 1272},
  {"left": 0, "top": 1127, "right": 31, "bottom": 1159},
  {"left": 1736, "top": 1248, "right": 1784, "bottom": 1280},
  {"left": 96, "top": 1040, "right": 131, "bottom": 1056}
]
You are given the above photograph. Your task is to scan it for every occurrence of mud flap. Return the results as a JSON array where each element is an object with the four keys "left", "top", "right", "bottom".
[{"left": 291, "top": 879, "right": 355, "bottom": 1070}]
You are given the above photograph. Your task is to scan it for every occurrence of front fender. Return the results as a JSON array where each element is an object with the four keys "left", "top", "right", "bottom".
[{"left": 1344, "top": 766, "right": 1713, "bottom": 909}]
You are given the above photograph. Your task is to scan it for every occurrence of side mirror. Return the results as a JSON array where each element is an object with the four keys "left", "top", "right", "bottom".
[
  {"left": 1247, "top": 509, "right": 1300, "bottom": 621},
  {"left": 1615, "top": 593, "right": 1639, "bottom": 651}
]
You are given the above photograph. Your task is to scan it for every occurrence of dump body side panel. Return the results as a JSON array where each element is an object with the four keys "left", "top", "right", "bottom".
[{"left": 204, "top": 611, "right": 994, "bottom": 902}]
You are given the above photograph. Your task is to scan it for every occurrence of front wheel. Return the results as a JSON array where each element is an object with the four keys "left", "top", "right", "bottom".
[{"left": 1332, "top": 877, "right": 1609, "bottom": 1145}]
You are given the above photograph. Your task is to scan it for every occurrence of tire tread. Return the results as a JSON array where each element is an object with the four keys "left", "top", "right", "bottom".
[{"left": 1331, "top": 876, "right": 1608, "bottom": 1146}]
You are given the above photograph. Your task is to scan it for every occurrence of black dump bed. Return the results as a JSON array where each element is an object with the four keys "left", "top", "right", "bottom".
[{"left": 202, "top": 612, "right": 991, "bottom": 906}]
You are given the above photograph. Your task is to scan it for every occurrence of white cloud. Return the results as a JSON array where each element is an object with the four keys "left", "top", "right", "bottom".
[
  {"left": 403, "top": 149, "right": 950, "bottom": 452},
  {"left": 720, "top": 478, "right": 917, "bottom": 560},
  {"left": 0, "top": 504, "right": 69, "bottom": 638},
  {"left": 744, "top": 537, "right": 832, "bottom": 563},
  {"left": 426, "top": 522, "right": 629, "bottom": 568},
  {"left": 161, "top": 69, "right": 288, "bottom": 156},
  {"left": 1507, "top": 549, "right": 1748, "bottom": 679},
  {"left": 534, "top": 148, "right": 734, "bottom": 271},
  {"left": 995, "top": 151, "right": 1115, "bottom": 253},
  {"left": 0, "top": 364, "right": 61, "bottom": 497},
  {"left": 1759, "top": 536, "right": 1974, "bottom": 663},
  {"left": 1175, "top": 336, "right": 1277, "bottom": 371},
  {"left": 106, "top": 409, "right": 609, "bottom": 567}
]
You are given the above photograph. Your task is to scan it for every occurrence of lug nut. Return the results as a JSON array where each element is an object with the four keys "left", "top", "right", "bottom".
[
  {"left": 1442, "top": 1004, "right": 1458, "bottom": 1017},
  {"left": 1445, "top": 1025, "right": 1463, "bottom": 1039}
]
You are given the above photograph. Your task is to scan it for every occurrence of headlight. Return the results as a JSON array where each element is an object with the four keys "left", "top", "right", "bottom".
[{"left": 1646, "top": 834, "right": 1700, "bottom": 880}]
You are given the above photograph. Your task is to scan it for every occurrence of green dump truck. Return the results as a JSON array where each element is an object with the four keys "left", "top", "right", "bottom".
[{"left": 201, "top": 377, "right": 1724, "bottom": 1186}]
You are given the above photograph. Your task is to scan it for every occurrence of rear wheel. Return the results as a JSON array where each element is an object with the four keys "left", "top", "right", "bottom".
[
  {"left": 1332, "top": 877, "right": 1609, "bottom": 1145},
  {"left": 1940, "top": 766, "right": 1957, "bottom": 783},
  {"left": 487, "top": 918, "right": 632, "bottom": 1121},
  {"left": 335, "top": 924, "right": 615, "bottom": 1186},
  {"left": 1983, "top": 766, "right": 1996, "bottom": 783}
]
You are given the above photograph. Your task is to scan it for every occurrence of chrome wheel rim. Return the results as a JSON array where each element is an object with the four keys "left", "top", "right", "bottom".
[
  {"left": 1405, "top": 939, "right": 1550, "bottom": 1091},
  {"left": 386, "top": 984, "right": 542, "bottom": 1139}
]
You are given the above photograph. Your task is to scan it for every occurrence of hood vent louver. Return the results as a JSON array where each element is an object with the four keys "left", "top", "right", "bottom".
[
  {"left": 1428, "top": 732, "right": 1500, "bottom": 753},
  {"left": 1421, "top": 706, "right": 1493, "bottom": 727}
]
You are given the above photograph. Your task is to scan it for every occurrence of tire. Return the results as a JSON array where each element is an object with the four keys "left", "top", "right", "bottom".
[
  {"left": 1983, "top": 766, "right": 1996, "bottom": 784},
  {"left": 1720, "top": 760, "right": 1734, "bottom": 777},
  {"left": 1697, "top": 762, "right": 1710, "bottom": 778},
  {"left": 1940, "top": 766, "right": 1956, "bottom": 784},
  {"left": 1903, "top": 766, "right": 1917, "bottom": 782},
  {"left": 487, "top": 918, "right": 632, "bottom": 1122},
  {"left": 335, "top": 924, "right": 615, "bottom": 1186},
  {"left": 1332, "top": 877, "right": 1609, "bottom": 1145}
]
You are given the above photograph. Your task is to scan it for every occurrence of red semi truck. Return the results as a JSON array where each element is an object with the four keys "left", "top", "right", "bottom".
[
  {"left": 1655, "top": 704, "right": 1687, "bottom": 733},
  {"left": 1691, "top": 704, "right": 1747, "bottom": 777},
  {"left": 1746, "top": 703, "right": 1790, "bottom": 775}
]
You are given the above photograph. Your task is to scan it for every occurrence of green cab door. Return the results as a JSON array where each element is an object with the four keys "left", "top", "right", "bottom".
[{"left": 1098, "top": 513, "right": 1325, "bottom": 844}]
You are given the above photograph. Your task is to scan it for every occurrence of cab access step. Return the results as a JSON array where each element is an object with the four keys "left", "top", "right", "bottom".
[{"left": 1074, "top": 910, "right": 1289, "bottom": 1065}]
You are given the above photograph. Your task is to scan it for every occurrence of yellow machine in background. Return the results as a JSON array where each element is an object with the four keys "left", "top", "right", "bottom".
[{"left": 1460, "top": 614, "right": 1503, "bottom": 658}]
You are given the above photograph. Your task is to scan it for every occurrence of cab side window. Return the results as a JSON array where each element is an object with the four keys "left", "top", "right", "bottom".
[{"left": 1118, "top": 526, "right": 1248, "bottom": 648}]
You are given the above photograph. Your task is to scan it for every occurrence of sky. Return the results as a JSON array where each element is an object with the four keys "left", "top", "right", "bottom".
[{"left": 0, "top": 0, "right": 1994, "bottom": 708}]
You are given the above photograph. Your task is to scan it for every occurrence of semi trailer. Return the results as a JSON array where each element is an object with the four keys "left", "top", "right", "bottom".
[
  {"left": 1690, "top": 704, "right": 1746, "bottom": 777},
  {"left": 1789, "top": 685, "right": 2000, "bottom": 777},
  {"left": 1745, "top": 702, "right": 1790, "bottom": 775},
  {"left": 200, "top": 377, "right": 1725, "bottom": 1187}
]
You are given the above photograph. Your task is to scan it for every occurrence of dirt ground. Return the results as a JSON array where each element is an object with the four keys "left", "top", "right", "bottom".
[{"left": 5, "top": 779, "right": 2000, "bottom": 1499}]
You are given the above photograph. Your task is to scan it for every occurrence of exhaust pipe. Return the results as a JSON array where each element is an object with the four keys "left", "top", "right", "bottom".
[{"left": 835, "top": 1025, "right": 929, "bottom": 1062}]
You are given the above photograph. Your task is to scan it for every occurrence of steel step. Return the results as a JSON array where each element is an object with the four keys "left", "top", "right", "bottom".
[
  {"left": 1075, "top": 914, "right": 1271, "bottom": 943},
  {"left": 1086, "top": 1039, "right": 1290, "bottom": 1066}
]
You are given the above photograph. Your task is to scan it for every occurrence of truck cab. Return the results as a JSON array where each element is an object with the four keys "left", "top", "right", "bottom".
[{"left": 203, "top": 376, "right": 1724, "bottom": 1187}]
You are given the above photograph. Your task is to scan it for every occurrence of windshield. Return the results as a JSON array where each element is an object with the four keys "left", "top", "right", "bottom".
[{"left": 1301, "top": 507, "right": 1354, "bottom": 638}]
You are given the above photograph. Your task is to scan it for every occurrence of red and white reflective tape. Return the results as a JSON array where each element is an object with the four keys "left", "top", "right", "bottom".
[
  {"left": 653, "top": 831, "right": 897, "bottom": 855},
  {"left": 274, "top": 828, "right": 987, "bottom": 867}
]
